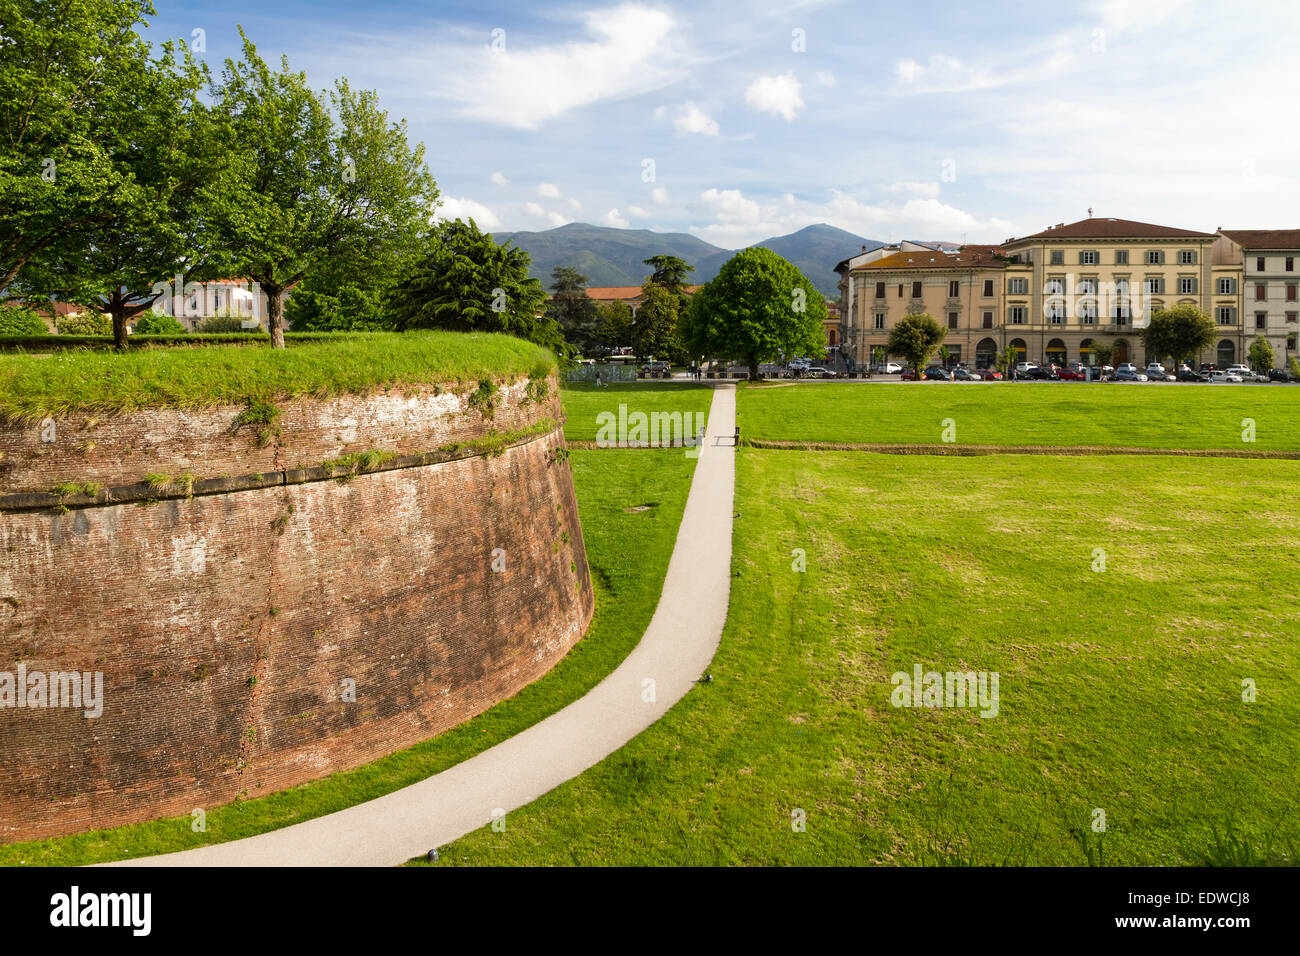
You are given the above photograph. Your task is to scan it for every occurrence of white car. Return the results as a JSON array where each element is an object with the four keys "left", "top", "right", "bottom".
[
  {"left": 883, "top": 362, "right": 903, "bottom": 374},
  {"left": 1015, "top": 362, "right": 1038, "bottom": 374},
  {"left": 1209, "top": 370, "right": 1244, "bottom": 383},
  {"left": 1227, "top": 365, "right": 1266, "bottom": 382}
]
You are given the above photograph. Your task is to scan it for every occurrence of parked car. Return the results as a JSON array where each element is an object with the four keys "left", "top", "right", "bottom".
[
  {"left": 1116, "top": 363, "right": 1140, "bottom": 375},
  {"left": 978, "top": 368, "right": 1004, "bottom": 380},
  {"left": 1113, "top": 368, "right": 1149, "bottom": 382},
  {"left": 900, "top": 367, "right": 919, "bottom": 381},
  {"left": 640, "top": 360, "right": 671, "bottom": 373},
  {"left": 1056, "top": 366, "right": 1086, "bottom": 380},
  {"left": 951, "top": 367, "right": 981, "bottom": 381},
  {"left": 1178, "top": 368, "right": 1209, "bottom": 382},
  {"left": 924, "top": 366, "right": 953, "bottom": 381},
  {"left": 1209, "top": 370, "right": 1243, "bottom": 383},
  {"left": 805, "top": 366, "right": 832, "bottom": 378},
  {"left": 872, "top": 362, "right": 903, "bottom": 374},
  {"left": 1228, "top": 364, "right": 1268, "bottom": 383},
  {"left": 1021, "top": 366, "right": 1059, "bottom": 380},
  {"left": 1268, "top": 368, "right": 1296, "bottom": 382},
  {"left": 1145, "top": 365, "right": 1176, "bottom": 382},
  {"left": 1015, "top": 361, "right": 1038, "bottom": 374},
  {"left": 1199, "top": 363, "right": 1217, "bottom": 374}
]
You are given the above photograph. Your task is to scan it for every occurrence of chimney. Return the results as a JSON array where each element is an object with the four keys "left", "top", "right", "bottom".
[{"left": 861, "top": 245, "right": 867, "bottom": 252}]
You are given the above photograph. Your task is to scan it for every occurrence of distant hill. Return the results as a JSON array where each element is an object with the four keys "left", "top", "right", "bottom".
[{"left": 492, "top": 222, "right": 882, "bottom": 298}]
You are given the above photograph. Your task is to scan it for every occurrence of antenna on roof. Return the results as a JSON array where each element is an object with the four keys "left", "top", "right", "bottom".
[{"left": 1088, "top": 207, "right": 1094, "bottom": 217}]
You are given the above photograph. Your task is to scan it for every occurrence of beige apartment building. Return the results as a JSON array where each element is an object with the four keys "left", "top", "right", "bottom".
[
  {"left": 1214, "top": 229, "right": 1300, "bottom": 368},
  {"left": 837, "top": 216, "right": 1249, "bottom": 369}
]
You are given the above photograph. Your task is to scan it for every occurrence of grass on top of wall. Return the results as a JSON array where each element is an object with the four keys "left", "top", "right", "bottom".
[
  {"left": 0, "top": 332, "right": 556, "bottom": 423},
  {"left": 0, "top": 447, "right": 697, "bottom": 866}
]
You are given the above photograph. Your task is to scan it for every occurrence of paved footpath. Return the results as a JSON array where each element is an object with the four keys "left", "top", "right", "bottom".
[{"left": 114, "top": 384, "right": 736, "bottom": 867}]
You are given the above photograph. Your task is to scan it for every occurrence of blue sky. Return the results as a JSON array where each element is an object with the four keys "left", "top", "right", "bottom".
[{"left": 145, "top": 0, "right": 1300, "bottom": 248}]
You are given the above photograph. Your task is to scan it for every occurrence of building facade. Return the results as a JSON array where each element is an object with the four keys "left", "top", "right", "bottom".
[
  {"left": 838, "top": 217, "right": 1253, "bottom": 369},
  {"left": 1214, "top": 230, "right": 1300, "bottom": 369}
]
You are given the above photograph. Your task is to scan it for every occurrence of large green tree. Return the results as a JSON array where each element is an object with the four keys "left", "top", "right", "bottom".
[
  {"left": 547, "top": 266, "right": 601, "bottom": 355},
  {"left": 390, "top": 217, "right": 563, "bottom": 353},
  {"left": 886, "top": 312, "right": 946, "bottom": 372},
  {"left": 0, "top": 0, "right": 166, "bottom": 305},
  {"left": 596, "top": 301, "right": 632, "bottom": 353},
  {"left": 631, "top": 283, "right": 684, "bottom": 363},
  {"left": 679, "top": 247, "right": 825, "bottom": 380},
  {"left": 1248, "top": 336, "right": 1275, "bottom": 373},
  {"left": 208, "top": 29, "right": 437, "bottom": 347},
  {"left": 1139, "top": 304, "right": 1216, "bottom": 368}
]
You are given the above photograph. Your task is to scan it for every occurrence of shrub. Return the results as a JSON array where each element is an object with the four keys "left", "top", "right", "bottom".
[
  {"left": 0, "top": 306, "right": 49, "bottom": 335},
  {"left": 55, "top": 309, "right": 112, "bottom": 335},
  {"left": 196, "top": 309, "right": 259, "bottom": 333},
  {"left": 132, "top": 312, "right": 187, "bottom": 335}
]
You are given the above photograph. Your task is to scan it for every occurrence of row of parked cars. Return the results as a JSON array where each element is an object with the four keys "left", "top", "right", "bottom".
[{"left": 893, "top": 360, "right": 1297, "bottom": 383}]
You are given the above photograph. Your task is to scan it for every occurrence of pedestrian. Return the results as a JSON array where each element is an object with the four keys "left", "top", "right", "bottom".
[{"left": 594, "top": 369, "right": 602, "bottom": 388}]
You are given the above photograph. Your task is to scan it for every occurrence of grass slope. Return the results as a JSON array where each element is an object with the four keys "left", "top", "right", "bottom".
[
  {"left": 0, "top": 332, "right": 555, "bottom": 423},
  {"left": 0, "top": 448, "right": 697, "bottom": 865},
  {"left": 739, "top": 382, "right": 1300, "bottom": 451},
  {"left": 428, "top": 451, "right": 1300, "bottom": 866},
  {"left": 561, "top": 382, "right": 714, "bottom": 442}
]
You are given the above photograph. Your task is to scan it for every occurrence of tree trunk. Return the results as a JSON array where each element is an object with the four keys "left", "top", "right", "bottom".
[
  {"left": 748, "top": 351, "right": 761, "bottom": 381},
  {"left": 266, "top": 285, "right": 285, "bottom": 349},
  {"left": 112, "top": 308, "right": 129, "bottom": 351}
]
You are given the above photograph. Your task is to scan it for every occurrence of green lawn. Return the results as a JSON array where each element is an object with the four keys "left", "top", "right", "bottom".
[
  {"left": 561, "top": 382, "right": 714, "bottom": 442},
  {"left": 0, "top": 331, "right": 554, "bottom": 423},
  {"left": 426, "top": 450, "right": 1300, "bottom": 866},
  {"left": 0, "top": 448, "right": 696, "bottom": 865},
  {"left": 739, "top": 382, "right": 1300, "bottom": 450}
]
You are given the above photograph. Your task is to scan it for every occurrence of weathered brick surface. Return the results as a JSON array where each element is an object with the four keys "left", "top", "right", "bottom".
[
  {"left": 0, "top": 375, "right": 560, "bottom": 495},
  {"left": 0, "top": 379, "right": 592, "bottom": 843}
]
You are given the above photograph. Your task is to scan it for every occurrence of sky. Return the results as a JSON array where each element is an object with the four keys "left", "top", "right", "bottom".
[{"left": 144, "top": 0, "right": 1300, "bottom": 249}]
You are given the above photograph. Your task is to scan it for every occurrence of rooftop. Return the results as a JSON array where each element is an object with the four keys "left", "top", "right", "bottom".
[
  {"left": 1217, "top": 229, "right": 1300, "bottom": 250},
  {"left": 1008, "top": 217, "right": 1217, "bottom": 242}
]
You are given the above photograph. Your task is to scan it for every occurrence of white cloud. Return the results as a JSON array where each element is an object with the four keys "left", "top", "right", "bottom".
[
  {"left": 603, "top": 208, "right": 630, "bottom": 228},
  {"left": 568, "top": 197, "right": 583, "bottom": 211},
  {"left": 441, "top": 4, "right": 683, "bottom": 129},
  {"left": 538, "top": 182, "right": 562, "bottom": 199},
  {"left": 884, "top": 181, "right": 941, "bottom": 199},
  {"left": 673, "top": 101, "right": 719, "bottom": 136},
  {"left": 652, "top": 186, "right": 669, "bottom": 204},
  {"left": 894, "top": 54, "right": 994, "bottom": 93},
  {"left": 546, "top": 210, "right": 571, "bottom": 227},
  {"left": 627, "top": 205, "right": 649, "bottom": 217},
  {"left": 525, "top": 201, "right": 546, "bottom": 217},
  {"left": 699, "top": 187, "right": 761, "bottom": 224},
  {"left": 745, "top": 72, "right": 804, "bottom": 122},
  {"left": 815, "top": 69, "right": 837, "bottom": 87},
  {"left": 435, "top": 196, "right": 501, "bottom": 229},
  {"left": 490, "top": 171, "right": 509, "bottom": 186}
]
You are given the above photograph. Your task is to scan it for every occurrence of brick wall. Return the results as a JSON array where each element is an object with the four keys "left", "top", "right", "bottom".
[{"left": 0, "top": 376, "right": 592, "bottom": 843}]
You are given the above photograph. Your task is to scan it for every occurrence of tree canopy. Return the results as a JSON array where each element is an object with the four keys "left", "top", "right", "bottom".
[
  {"left": 547, "top": 267, "right": 601, "bottom": 355},
  {"left": 886, "top": 312, "right": 946, "bottom": 372},
  {"left": 1139, "top": 304, "right": 1217, "bottom": 367},
  {"left": 680, "top": 247, "right": 826, "bottom": 379}
]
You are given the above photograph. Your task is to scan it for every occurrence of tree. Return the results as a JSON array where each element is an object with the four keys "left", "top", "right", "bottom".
[
  {"left": 631, "top": 283, "right": 684, "bottom": 363},
  {"left": 1092, "top": 341, "right": 1116, "bottom": 368},
  {"left": 0, "top": 305, "right": 47, "bottom": 334},
  {"left": 547, "top": 267, "right": 601, "bottom": 355},
  {"left": 0, "top": 0, "right": 159, "bottom": 302},
  {"left": 286, "top": 238, "right": 414, "bottom": 331},
  {"left": 679, "top": 247, "right": 826, "bottom": 380},
  {"left": 596, "top": 301, "right": 632, "bottom": 353},
  {"left": 389, "top": 218, "right": 563, "bottom": 353},
  {"left": 1139, "top": 304, "right": 1216, "bottom": 368},
  {"left": 886, "top": 313, "right": 946, "bottom": 373},
  {"left": 132, "top": 312, "right": 186, "bottom": 335},
  {"left": 643, "top": 254, "right": 693, "bottom": 295},
  {"left": 209, "top": 29, "right": 437, "bottom": 347},
  {"left": 1248, "top": 336, "right": 1275, "bottom": 373},
  {"left": 1290, "top": 356, "right": 1300, "bottom": 380}
]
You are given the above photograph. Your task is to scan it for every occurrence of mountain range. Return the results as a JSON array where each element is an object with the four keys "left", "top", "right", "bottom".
[{"left": 490, "top": 222, "right": 883, "bottom": 298}]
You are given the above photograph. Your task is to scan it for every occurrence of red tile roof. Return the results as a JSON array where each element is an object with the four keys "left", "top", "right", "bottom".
[
  {"left": 575, "top": 285, "right": 703, "bottom": 300},
  {"left": 1010, "top": 217, "right": 1216, "bottom": 242},
  {"left": 856, "top": 249, "right": 1005, "bottom": 271},
  {"left": 1218, "top": 229, "right": 1300, "bottom": 250}
]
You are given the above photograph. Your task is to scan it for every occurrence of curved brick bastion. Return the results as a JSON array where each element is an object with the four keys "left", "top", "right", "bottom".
[{"left": 0, "top": 372, "right": 592, "bottom": 843}]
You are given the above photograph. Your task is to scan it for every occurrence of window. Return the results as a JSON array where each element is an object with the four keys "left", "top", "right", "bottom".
[
  {"left": 1288, "top": 284, "right": 1298, "bottom": 302},
  {"left": 1178, "top": 250, "right": 1197, "bottom": 265},
  {"left": 1080, "top": 250, "right": 1098, "bottom": 265},
  {"left": 1080, "top": 304, "right": 1097, "bottom": 324},
  {"left": 1008, "top": 277, "right": 1028, "bottom": 294},
  {"left": 982, "top": 311, "right": 994, "bottom": 329},
  {"left": 1256, "top": 257, "right": 1266, "bottom": 272},
  {"left": 948, "top": 280, "right": 960, "bottom": 298},
  {"left": 874, "top": 313, "right": 885, "bottom": 330},
  {"left": 1218, "top": 277, "right": 1237, "bottom": 294},
  {"left": 1045, "top": 278, "right": 1065, "bottom": 295},
  {"left": 1288, "top": 312, "right": 1299, "bottom": 324},
  {"left": 1216, "top": 306, "right": 1237, "bottom": 325},
  {"left": 1287, "top": 257, "right": 1295, "bottom": 272},
  {"left": 1050, "top": 250, "right": 1064, "bottom": 265},
  {"left": 1046, "top": 302, "right": 1065, "bottom": 323},
  {"left": 1115, "top": 250, "right": 1129, "bottom": 265},
  {"left": 1077, "top": 278, "right": 1096, "bottom": 295},
  {"left": 911, "top": 281, "right": 922, "bottom": 298},
  {"left": 1256, "top": 312, "right": 1268, "bottom": 330},
  {"left": 1291, "top": 334, "right": 1299, "bottom": 350},
  {"left": 1144, "top": 278, "right": 1164, "bottom": 294},
  {"left": 1114, "top": 306, "right": 1131, "bottom": 325},
  {"left": 983, "top": 279, "right": 994, "bottom": 297},
  {"left": 1179, "top": 277, "right": 1197, "bottom": 294},
  {"left": 1256, "top": 283, "right": 1267, "bottom": 301},
  {"left": 875, "top": 281, "right": 885, "bottom": 298},
  {"left": 1146, "top": 250, "right": 1164, "bottom": 265},
  {"left": 948, "top": 311, "right": 959, "bottom": 329},
  {"left": 898, "top": 284, "right": 904, "bottom": 297},
  {"left": 1009, "top": 306, "right": 1027, "bottom": 325}
]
